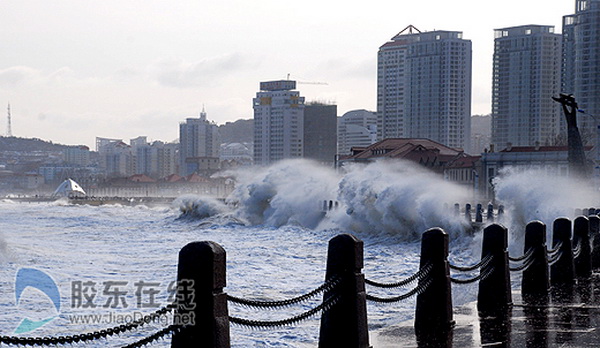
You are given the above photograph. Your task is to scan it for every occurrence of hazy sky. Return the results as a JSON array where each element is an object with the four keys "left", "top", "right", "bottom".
[{"left": 1, "top": 0, "right": 574, "bottom": 148}]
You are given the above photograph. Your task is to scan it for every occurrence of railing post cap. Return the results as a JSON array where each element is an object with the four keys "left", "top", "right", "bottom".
[
  {"left": 327, "top": 233, "right": 364, "bottom": 270},
  {"left": 178, "top": 241, "right": 226, "bottom": 289}
]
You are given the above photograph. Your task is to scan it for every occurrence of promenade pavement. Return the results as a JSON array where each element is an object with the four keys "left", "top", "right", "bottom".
[{"left": 371, "top": 274, "right": 600, "bottom": 347}]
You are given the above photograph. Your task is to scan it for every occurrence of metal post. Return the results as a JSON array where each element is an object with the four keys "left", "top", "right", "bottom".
[
  {"left": 415, "top": 228, "right": 453, "bottom": 338},
  {"left": 550, "top": 218, "right": 575, "bottom": 287},
  {"left": 478, "top": 224, "right": 512, "bottom": 315},
  {"left": 465, "top": 203, "right": 472, "bottom": 222},
  {"left": 573, "top": 216, "right": 592, "bottom": 278},
  {"left": 319, "top": 234, "right": 369, "bottom": 348},
  {"left": 487, "top": 204, "right": 494, "bottom": 222},
  {"left": 172, "top": 241, "right": 230, "bottom": 348},
  {"left": 476, "top": 203, "right": 483, "bottom": 223},
  {"left": 589, "top": 215, "right": 600, "bottom": 270},
  {"left": 521, "top": 221, "right": 549, "bottom": 304}
]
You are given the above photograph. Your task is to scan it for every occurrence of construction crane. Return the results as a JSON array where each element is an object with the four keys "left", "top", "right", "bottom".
[{"left": 286, "top": 73, "right": 328, "bottom": 86}]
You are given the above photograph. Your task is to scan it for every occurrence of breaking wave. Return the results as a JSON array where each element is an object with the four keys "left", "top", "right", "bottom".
[
  {"left": 493, "top": 167, "right": 598, "bottom": 252},
  {"left": 177, "top": 159, "right": 472, "bottom": 240}
]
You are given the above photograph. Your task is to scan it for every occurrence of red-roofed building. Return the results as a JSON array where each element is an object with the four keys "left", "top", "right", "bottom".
[{"left": 337, "top": 138, "right": 481, "bottom": 191}]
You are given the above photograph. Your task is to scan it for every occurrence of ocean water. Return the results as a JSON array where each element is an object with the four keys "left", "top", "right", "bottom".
[{"left": 0, "top": 160, "right": 596, "bottom": 347}]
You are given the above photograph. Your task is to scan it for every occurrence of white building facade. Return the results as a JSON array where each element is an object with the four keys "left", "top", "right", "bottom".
[
  {"left": 179, "top": 108, "right": 221, "bottom": 176},
  {"left": 253, "top": 80, "right": 305, "bottom": 166},
  {"left": 377, "top": 25, "right": 472, "bottom": 150},
  {"left": 337, "top": 109, "right": 377, "bottom": 155},
  {"left": 491, "top": 25, "right": 562, "bottom": 150}
]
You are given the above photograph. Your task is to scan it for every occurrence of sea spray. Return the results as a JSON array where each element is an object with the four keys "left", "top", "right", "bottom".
[
  {"left": 332, "top": 160, "right": 471, "bottom": 239},
  {"left": 493, "top": 167, "right": 598, "bottom": 254},
  {"left": 226, "top": 159, "right": 340, "bottom": 228},
  {"left": 174, "top": 194, "right": 231, "bottom": 219}
]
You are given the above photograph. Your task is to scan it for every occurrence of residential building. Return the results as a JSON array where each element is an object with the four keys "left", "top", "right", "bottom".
[
  {"left": 63, "top": 146, "right": 91, "bottom": 166},
  {"left": 304, "top": 103, "right": 337, "bottom": 165},
  {"left": 377, "top": 25, "right": 472, "bottom": 150},
  {"left": 130, "top": 138, "right": 178, "bottom": 179},
  {"left": 179, "top": 108, "right": 221, "bottom": 176},
  {"left": 97, "top": 139, "right": 133, "bottom": 178},
  {"left": 337, "top": 109, "right": 377, "bottom": 155},
  {"left": 563, "top": 0, "right": 600, "bottom": 147},
  {"left": 491, "top": 25, "right": 562, "bottom": 150},
  {"left": 253, "top": 80, "right": 305, "bottom": 166}
]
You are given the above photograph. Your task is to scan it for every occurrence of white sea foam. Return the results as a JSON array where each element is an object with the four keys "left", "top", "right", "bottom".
[
  {"left": 493, "top": 167, "right": 598, "bottom": 253},
  {"left": 201, "top": 159, "right": 472, "bottom": 239}
]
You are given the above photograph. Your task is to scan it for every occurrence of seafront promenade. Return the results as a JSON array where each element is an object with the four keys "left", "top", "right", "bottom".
[{"left": 374, "top": 284, "right": 600, "bottom": 347}]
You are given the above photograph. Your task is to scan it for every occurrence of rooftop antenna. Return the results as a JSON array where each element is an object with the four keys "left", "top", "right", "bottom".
[{"left": 6, "top": 103, "right": 12, "bottom": 137}]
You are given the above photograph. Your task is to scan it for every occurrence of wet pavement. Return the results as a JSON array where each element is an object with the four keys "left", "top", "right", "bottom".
[{"left": 371, "top": 274, "right": 600, "bottom": 347}]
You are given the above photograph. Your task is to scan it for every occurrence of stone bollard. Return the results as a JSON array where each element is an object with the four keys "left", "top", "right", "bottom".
[
  {"left": 319, "top": 234, "right": 369, "bottom": 348},
  {"left": 550, "top": 218, "right": 575, "bottom": 288},
  {"left": 454, "top": 203, "right": 460, "bottom": 217},
  {"left": 465, "top": 203, "right": 472, "bottom": 222},
  {"left": 415, "top": 228, "right": 453, "bottom": 338},
  {"left": 498, "top": 205, "right": 505, "bottom": 222},
  {"left": 521, "top": 221, "right": 549, "bottom": 304},
  {"left": 171, "top": 241, "right": 230, "bottom": 348},
  {"left": 573, "top": 216, "right": 592, "bottom": 278},
  {"left": 487, "top": 204, "right": 494, "bottom": 222},
  {"left": 478, "top": 224, "right": 511, "bottom": 315},
  {"left": 589, "top": 215, "right": 600, "bottom": 270},
  {"left": 476, "top": 204, "right": 483, "bottom": 223}
]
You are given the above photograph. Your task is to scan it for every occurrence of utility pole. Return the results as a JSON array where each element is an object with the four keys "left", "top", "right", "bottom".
[
  {"left": 552, "top": 93, "right": 588, "bottom": 178},
  {"left": 6, "top": 103, "right": 12, "bottom": 137}
]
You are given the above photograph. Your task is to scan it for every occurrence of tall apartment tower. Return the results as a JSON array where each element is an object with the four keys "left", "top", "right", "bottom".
[
  {"left": 377, "top": 25, "right": 472, "bottom": 150},
  {"left": 563, "top": 0, "right": 600, "bottom": 145},
  {"left": 253, "top": 80, "right": 305, "bottom": 166},
  {"left": 179, "top": 108, "right": 221, "bottom": 176},
  {"left": 303, "top": 103, "right": 337, "bottom": 165},
  {"left": 491, "top": 25, "right": 562, "bottom": 150}
]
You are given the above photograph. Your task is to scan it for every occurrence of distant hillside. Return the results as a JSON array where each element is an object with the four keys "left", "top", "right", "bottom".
[
  {"left": 0, "top": 136, "right": 79, "bottom": 152},
  {"left": 219, "top": 119, "right": 253, "bottom": 144}
]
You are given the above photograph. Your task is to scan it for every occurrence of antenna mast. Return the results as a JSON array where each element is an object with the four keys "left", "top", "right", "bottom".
[{"left": 6, "top": 103, "right": 12, "bottom": 137}]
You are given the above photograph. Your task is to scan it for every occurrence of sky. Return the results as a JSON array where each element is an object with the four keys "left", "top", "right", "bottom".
[{"left": 0, "top": 0, "right": 575, "bottom": 148}]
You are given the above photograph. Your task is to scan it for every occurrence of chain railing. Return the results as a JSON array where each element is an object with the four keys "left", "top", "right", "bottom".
[
  {"left": 364, "top": 264, "right": 433, "bottom": 303},
  {"left": 0, "top": 302, "right": 177, "bottom": 347},
  {"left": 227, "top": 275, "right": 340, "bottom": 309},
  {"left": 229, "top": 293, "right": 341, "bottom": 329},
  {"left": 226, "top": 276, "right": 342, "bottom": 329},
  {"left": 509, "top": 248, "right": 536, "bottom": 272}
]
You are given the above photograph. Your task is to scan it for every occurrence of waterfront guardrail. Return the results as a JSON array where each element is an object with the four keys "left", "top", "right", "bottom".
[{"left": 1, "top": 214, "right": 600, "bottom": 347}]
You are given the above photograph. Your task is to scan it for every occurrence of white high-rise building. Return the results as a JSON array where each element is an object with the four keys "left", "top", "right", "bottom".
[
  {"left": 377, "top": 25, "right": 472, "bottom": 150},
  {"left": 253, "top": 80, "right": 305, "bottom": 166},
  {"left": 337, "top": 109, "right": 377, "bottom": 155},
  {"left": 563, "top": 0, "right": 600, "bottom": 146},
  {"left": 491, "top": 25, "right": 562, "bottom": 150},
  {"left": 179, "top": 108, "right": 221, "bottom": 176}
]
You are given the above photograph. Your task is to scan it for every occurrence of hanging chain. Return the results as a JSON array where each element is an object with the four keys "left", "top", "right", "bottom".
[
  {"left": 365, "top": 263, "right": 432, "bottom": 289},
  {"left": 366, "top": 277, "right": 432, "bottom": 303},
  {"left": 0, "top": 303, "right": 176, "bottom": 346},
  {"left": 227, "top": 275, "right": 340, "bottom": 309},
  {"left": 449, "top": 254, "right": 492, "bottom": 272},
  {"left": 229, "top": 293, "right": 340, "bottom": 329}
]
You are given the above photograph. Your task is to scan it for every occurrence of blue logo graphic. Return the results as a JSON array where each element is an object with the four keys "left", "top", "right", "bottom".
[{"left": 14, "top": 268, "right": 61, "bottom": 334}]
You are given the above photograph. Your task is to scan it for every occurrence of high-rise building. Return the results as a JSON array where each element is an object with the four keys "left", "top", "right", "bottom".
[
  {"left": 179, "top": 108, "right": 221, "bottom": 176},
  {"left": 491, "top": 25, "right": 562, "bottom": 150},
  {"left": 253, "top": 80, "right": 305, "bottom": 166},
  {"left": 337, "top": 109, "right": 377, "bottom": 155},
  {"left": 377, "top": 25, "right": 472, "bottom": 150},
  {"left": 304, "top": 103, "right": 337, "bottom": 165},
  {"left": 563, "top": 0, "right": 600, "bottom": 145}
]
